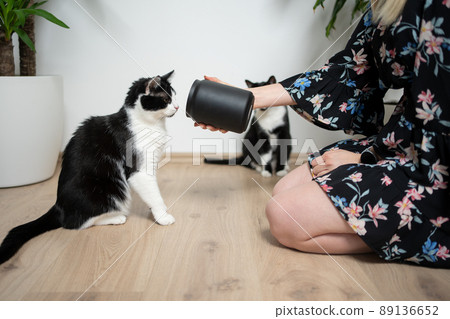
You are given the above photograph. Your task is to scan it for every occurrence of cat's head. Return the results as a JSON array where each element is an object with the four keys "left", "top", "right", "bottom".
[
  {"left": 125, "top": 70, "right": 178, "bottom": 119},
  {"left": 245, "top": 75, "right": 276, "bottom": 89},
  {"left": 245, "top": 76, "right": 276, "bottom": 112}
]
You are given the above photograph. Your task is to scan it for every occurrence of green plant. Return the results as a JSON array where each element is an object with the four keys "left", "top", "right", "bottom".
[
  {"left": 314, "top": 0, "right": 369, "bottom": 37},
  {"left": 0, "top": 0, "right": 69, "bottom": 76}
]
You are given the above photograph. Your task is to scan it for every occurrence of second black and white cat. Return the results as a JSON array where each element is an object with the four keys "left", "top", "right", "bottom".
[
  {"left": 0, "top": 71, "right": 178, "bottom": 264},
  {"left": 205, "top": 76, "right": 292, "bottom": 177}
]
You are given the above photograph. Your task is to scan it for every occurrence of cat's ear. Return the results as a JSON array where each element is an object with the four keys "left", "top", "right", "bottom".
[
  {"left": 145, "top": 76, "right": 161, "bottom": 95},
  {"left": 161, "top": 70, "right": 175, "bottom": 83},
  {"left": 267, "top": 76, "right": 277, "bottom": 84},
  {"left": 245, "top": 80, "right": 253, "bottom": 88}
]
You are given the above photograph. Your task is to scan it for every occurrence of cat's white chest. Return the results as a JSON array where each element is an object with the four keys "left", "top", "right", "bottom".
[
  {"left": 255, "top": 107, "right": 286, "bottom": 131},
  {"left": 127, "top": 109, "right": 169, "bottom": 172},
  {"left": 133, "top": 125, "right": 166, "bottom": 158}
]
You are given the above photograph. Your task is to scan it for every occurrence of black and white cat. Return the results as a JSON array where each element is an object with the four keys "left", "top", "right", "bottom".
[
  {"left": 0, "top": 71, "right": 178, "bottom": 264},
  {"left": 205, "top": 76, "right": 292, "bottom": 177}
]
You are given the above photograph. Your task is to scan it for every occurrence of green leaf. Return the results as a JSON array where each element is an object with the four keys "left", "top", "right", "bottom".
[
  {"left": 316, "top": 0, "right": 369, "bottom": 37},
  {"left": 325, "top": 16, "right": 336, "bottom": 37},
  {"left": 22, "top": 8, "right": 69, "bottom": 29},
  {"left": 352, "top": 0, "right": 369, "bottom": 19},
  {"left": 0, "top": 1, "right": 6, "bottom": 16},
  {"left": 4, "top": 0, "right": 12, "bottom": 15},
  {"left": 17, "top": 0, "right": 28, "bottom": 9},
  {"left": 12, "top": 26, "right": 35, "bottom": 51},
  {"left": 325, "top": 0, "right": 346, "bottom": 37},
  {"left": 331, "top": 0, "right": 346, "bottom": 19},
  {"left": 31, "top": 1, "right": 48, "bottom": 10},
  {"left": 0, "top": 1, "right": 8, "bottom": 32},
  {"left": 313, "top": 0, "right": 327, "bottom": 10},
  {"left": 1, "top": 3, "right": 16, "bottom": 40},
  {"left": 13, "top": 9, "right": 26, "bottom": 26}
]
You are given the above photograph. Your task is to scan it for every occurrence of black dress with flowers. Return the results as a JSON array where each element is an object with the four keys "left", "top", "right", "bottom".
[{"left": 280, "top": 0, "right": 450, "bottom": 268}]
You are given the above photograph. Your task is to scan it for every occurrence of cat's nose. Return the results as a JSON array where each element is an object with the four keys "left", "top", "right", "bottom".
[{"left": 174, "top": 106, "right": 179, "bottom": 110}]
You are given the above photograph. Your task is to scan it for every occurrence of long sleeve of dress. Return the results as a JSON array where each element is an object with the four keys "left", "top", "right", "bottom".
[{"left": 280, "top": 9, "right": 388, "bottom": 137}]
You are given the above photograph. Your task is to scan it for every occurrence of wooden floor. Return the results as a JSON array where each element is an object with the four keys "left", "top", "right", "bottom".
[{"left": 0, "top": 155, "right": 449, "bottom": 301}]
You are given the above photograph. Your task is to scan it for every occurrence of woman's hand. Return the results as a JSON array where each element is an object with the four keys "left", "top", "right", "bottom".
[
  {"left": 203, "top": 75, "right": 230, "bottom": 86},
  {"left": 193, "top": 75, "right": 230, "bottom": 133},
  {"left": 194, "top": 122, "right": 228, "bottom": 133},
  {"left": 310, "top": 149, "right": 361, "bottom": 177}
]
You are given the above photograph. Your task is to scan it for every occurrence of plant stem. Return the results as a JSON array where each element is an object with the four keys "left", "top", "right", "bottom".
[{"left": 0, "top": 29, "right": 15, "bottom": 76}]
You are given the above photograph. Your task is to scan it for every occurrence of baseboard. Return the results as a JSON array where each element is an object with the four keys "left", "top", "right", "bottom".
[
  {"left": 57, "top": 152, "right": 308, "bottom": 165},
  {"left": 168, "top": 152, "right": 308, "bottom": 164}
]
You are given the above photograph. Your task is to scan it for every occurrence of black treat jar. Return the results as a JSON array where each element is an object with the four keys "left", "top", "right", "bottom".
[{"left": 186, "top": 80, "right": 255, "bottom": 133}]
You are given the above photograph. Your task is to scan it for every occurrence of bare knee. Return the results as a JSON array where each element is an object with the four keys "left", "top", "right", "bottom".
[
  {"left": 272, "top": 163, "right": 311, "bottom": 196},
  {"left": 272, "top": 179, "right": 287, "bottom": 196},
  {"left": 265, "top": 196, "right": 309, "bottom": 250},
  {"left": 265, "top": 198, "right": 284, "bottom": 243}
]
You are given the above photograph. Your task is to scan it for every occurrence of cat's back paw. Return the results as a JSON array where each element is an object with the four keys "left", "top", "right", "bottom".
[
  {"left": 276, "top": 170, "right": 288, "bottom": 177},
  {"left": 114, "top": 215, "right": 128, "bottom": 224},
  {"left": 156, "top": 213, "right": 175, "bottom": 226},
  {"left": 261, "top": 170, "right": 272, "bottom": 177},
  {"left": 88, "top": 213, "right": 128, "bottom": 228}
]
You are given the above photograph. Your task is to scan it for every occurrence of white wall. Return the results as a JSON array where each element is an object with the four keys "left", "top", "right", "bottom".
[{"left": 34, "top": 0, "right": 363, "bottom": 153}]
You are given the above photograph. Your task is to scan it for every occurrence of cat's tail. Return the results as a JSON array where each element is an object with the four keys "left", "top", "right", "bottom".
[
  {"left": 0, "top": 206, "right": 61, "bottom": 264},
  {"left": 204, "top": 155, "right": 246, "bottom": 166}
]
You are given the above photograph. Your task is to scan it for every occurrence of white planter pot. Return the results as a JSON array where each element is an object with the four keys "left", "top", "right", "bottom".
[{"left": 0, "top": 76, "right": 63, "bottom": 188}]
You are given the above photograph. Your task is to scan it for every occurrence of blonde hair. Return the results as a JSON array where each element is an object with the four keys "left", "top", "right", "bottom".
[{"left": 371, "top": 0, "right": 407, "bottom": 26}]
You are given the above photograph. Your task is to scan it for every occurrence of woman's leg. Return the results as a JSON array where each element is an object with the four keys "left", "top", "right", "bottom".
[
  {"left": 272, "top": 163, "right": 312, "bottom": 196},
  {"left": 266, "top": 180, "right": 372, "bottom": 254}
]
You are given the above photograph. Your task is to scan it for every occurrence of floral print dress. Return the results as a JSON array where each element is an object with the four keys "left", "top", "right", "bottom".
[{"left": 280, "top": 0, "right": 450, "bottom": 268}]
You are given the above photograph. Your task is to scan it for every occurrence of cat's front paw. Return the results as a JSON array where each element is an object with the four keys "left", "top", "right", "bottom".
[
  {"left": 261, "top": 170, "right": 272, "bottom": 177},
  {"left": 155, "top": 213, "right": 176, "bottom": 226},
  {"left": 276, "top": 170, "right": 288, "bottom": 177}
]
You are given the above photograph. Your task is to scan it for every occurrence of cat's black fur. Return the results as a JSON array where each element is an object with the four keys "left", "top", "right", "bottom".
[
  {"left": 0, "top": 71, "right": 176, "bottom": 264},
  {"left": 205, "top": 76, "right": 292, "bottom": 177}
]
